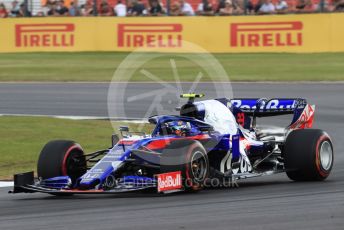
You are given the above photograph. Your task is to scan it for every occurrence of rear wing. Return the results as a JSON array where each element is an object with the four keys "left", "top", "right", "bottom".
[
  {"left": 216, "top": 98, "right": 315, "bottom": 129},
  {"left": 229, "top": 98, "right": 306, "bottom": 117}
]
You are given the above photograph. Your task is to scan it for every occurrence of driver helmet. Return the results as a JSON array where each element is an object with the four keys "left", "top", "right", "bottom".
[{"left": 166, "top": 120, "right": 191, "bottom": 136}]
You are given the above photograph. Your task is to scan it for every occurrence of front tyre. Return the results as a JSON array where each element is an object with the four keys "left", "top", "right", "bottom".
[
  {"left": 37, "top": 140, "right": 87, "bottom": 183},
  {"left": 160, "top": 139, "right": 209, "bottom": 192},
  {"left": 284, "top": 129, "right": 334, "bottom": 181}
]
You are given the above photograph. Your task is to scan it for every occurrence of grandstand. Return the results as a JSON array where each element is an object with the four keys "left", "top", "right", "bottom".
[{"left": 0, "top": 0, "right": 342, "bottom": 17}]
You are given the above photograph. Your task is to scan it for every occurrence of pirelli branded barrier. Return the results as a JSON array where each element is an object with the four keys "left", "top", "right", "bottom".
[{"left": 1, "top": 13, "right": 344, "bottom": 53}]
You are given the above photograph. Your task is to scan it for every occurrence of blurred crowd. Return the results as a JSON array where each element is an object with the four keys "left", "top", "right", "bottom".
[{"left": 1, "top": 0, "right": 344, "bottom": 17}]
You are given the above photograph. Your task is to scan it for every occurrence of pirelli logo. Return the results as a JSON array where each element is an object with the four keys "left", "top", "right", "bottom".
[
  {"left": 230, "top": 22, "right": 303, "bottom": 47},
  {"left": 15, "top": 24, "right": 75, "bottom": 47},
  {"left": 117, "top": 24, "right": 183, "bottom": 48}
]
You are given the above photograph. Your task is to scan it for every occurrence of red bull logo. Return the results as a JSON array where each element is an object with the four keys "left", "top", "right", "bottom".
[{"left": 157, "top": 171, "right": 182, "bottom": 192}]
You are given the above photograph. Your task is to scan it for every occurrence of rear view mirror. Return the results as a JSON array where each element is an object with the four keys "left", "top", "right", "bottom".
[
  {"left": 119, "top": 126, "right": 129, "bottom": 132},
  {"left": 119, "top": 126, "right": 129, "bottom": 138}
]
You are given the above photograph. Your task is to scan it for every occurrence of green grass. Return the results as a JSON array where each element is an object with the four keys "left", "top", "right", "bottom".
[
  {"left": 0, "top": 52, "right": 344, "bottom": 81},
  {"left": 0, "top": 116, "right": 152, "bottom": 180}
]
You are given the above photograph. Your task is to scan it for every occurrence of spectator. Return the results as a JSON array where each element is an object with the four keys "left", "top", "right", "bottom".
[
  {"left": 216, "top": 0, "right": 226, "bottom": 13},
  {"left": 275, "top": 0, "right": 288, "bottom": 13},
  {"left": 40, "top": 0, "right": 54, "bottom": 16},
  {"left": 99, "top": 0, "right": 114, "bottom": 16},
  {"left": 331, "top": 0, "right": 344, "bottom": 11},
  {"left": 254, "top": 0, "right": 263, "bottom": 13},
  {"left": 114, "top": 0, "right": 126, "bottom": 16},
  {"left": 10, "top": 0, "right": 20, "bottom": 17},
  {"left": 132, "top": 0, "right": 146, "bottom": 16},
  {"left": 158, "top": 0, "right": 167, "bottom": 12},
  {"left": 196, "top": 0, "right": 215, "bottom": 15},
  {"left": 56, "top": 0, "right": 69, "bottom": 16},
  {"left": 126, "top": 0, "right": 134, "bottom": 15},
  {"left": 179, "top": 0, "right": 194, "bottom": 15},
  {"left": 149, "top": 0, "right": 164, "bottom": 15},
  {"left": 293, "top": 0, "right": 315, "bottom": 13},
  {"left": 48, "top": 0, "right": 69, "bottom": 16},
  {"left": 80, "top": 0, "right": 94, "bottom": 16},
  {"left": 170, "top": 1, "right": 181, "bottom": 15},
  {"left": 0, "top": 2, "right": 8, "bottom": 18},
  {"left": 47, "top": 2, "right": 57, "bottom": 16},
  {"left": 219, "top": 0, "right": 235, "bottom": 15},
  {"left": 244, "top": 0, "right": 255, "bottom": 14},
  {"left": 232, "top": 0, "right": 244, "bottom": 14},
  {"left": 258, "top": 0, "right": 275, "bottom": 14},
  {"left": 315, "top": 0, "right": 329, "bottom": 12},
  {"left": 69, "top": 1, "right": 80, "bottom": 16},
  {"left": 18, "top": 3, "right": 30, "bottom": 16}
]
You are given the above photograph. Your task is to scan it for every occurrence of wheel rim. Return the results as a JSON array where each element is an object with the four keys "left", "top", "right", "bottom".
[
  {"left": 190, "top": 151, "right": 207, "bottom": 182},
  {"left": 66, "top": 151, "right": 86, "bottom": 180},
  {"left": 320, "top": 141, "right": 333, "bottom": 171}
]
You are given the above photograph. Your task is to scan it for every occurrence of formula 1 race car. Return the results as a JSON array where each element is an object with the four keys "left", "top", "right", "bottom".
[{"left": 11, "top": 94, "right": 334, "bottom": 195}]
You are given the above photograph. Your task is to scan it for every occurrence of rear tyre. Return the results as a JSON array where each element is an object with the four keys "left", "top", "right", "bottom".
[
  {"left": 37, "top": 140, "right": 87, "bottom": 183},
  {"left": 284, "top": 129, "right": 333, "bottom": 181},
  {"left": 160, "top": 139, "right": 209, "bottom": 192}
]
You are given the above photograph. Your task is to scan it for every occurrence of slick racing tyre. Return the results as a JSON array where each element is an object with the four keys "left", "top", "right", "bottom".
[
  {"left": 37, "top": 140, "right": 87, "bottom": 183},
  {"left": 160, "top": 139, "right": 209, "bottom": 192},
  {"left": 284, "top": 129, "right": 334, "bottom": 181}
]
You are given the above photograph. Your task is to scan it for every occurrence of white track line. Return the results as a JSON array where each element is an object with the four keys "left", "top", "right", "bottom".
[
  {"left": 0, "top": 113, "right": 147, "bottom": 122},
  {"left": 0, "top": 181, "right": 13, "bottom": 188}
]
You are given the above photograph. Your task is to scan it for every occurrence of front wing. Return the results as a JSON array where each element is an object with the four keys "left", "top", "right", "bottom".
[{"left": 10, "top": 172, "right": 156, "bottom": 195}]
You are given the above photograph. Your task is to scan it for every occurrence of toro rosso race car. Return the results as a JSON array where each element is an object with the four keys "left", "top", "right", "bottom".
[{"left": 11, "top": 94, "right": 334, "bottom": 195}]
